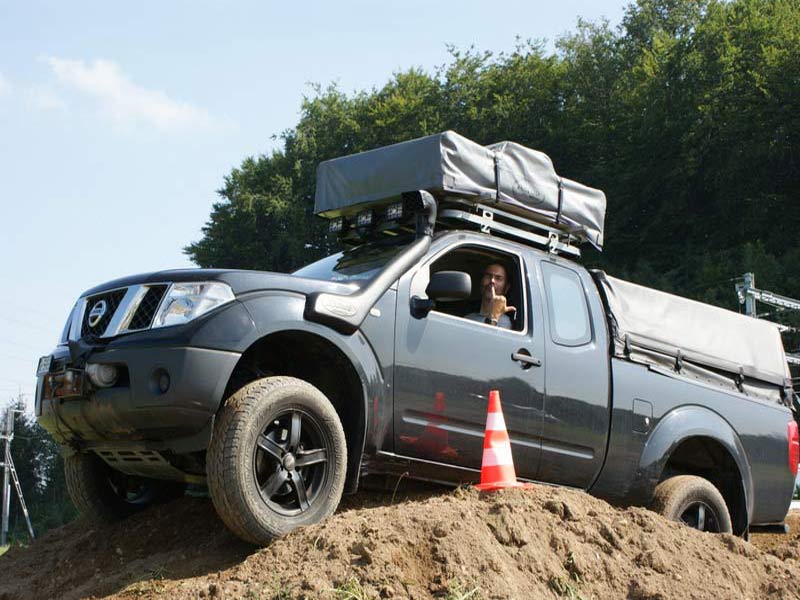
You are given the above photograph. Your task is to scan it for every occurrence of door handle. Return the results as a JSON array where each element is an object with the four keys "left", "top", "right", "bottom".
[{"left": 511, "top": 350, "right": 541, "bottom": 368}]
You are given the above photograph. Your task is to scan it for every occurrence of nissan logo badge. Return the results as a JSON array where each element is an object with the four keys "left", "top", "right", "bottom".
[{"left": 88, "top": 300, "right": 108, "bottom": 328}]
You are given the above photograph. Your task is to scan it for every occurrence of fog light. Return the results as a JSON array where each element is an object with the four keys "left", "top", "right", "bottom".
[
  {"left": 159, "top": 372, "right": 170, "bottom": 393},
  {"left": 148, "top": 368, "right": 171, "bottom": 395},
  {"left": 86, "top": 363, "right": 118, "bottom": 388}
]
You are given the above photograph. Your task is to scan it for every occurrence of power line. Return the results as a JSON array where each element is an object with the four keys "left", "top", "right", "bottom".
[
  {"left": 0, "top": 301, "right": 64, "bottom": 321},
  {"left": 0, "top": 339, "right": 47, "bottom": 352},
  {"left": 0, "top": 315, "right": 55, "bottom": 334},
  {"left": 687, "top": 276, "right": 741, "bottom": 292},
  {"left": 0, "top": 377, "right": 33, "bottom": 385},
  {"left": 0, "top": 352, "right": 37, "bottom": 364}
]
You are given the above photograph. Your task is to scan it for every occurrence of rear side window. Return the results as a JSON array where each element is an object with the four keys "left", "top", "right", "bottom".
[{"left": 542, "top": 262, "right": 591, "bottom": 346}]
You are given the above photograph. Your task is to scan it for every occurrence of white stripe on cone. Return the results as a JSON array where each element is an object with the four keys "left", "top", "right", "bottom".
[
  {"left": 485, "top": 412, "right": 507, "bottom": 431},
  {"left": 482, "top": 444, "right": 514, "bottom": 467}
]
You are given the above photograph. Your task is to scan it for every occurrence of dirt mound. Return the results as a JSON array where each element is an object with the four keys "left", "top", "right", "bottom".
[
  {"left": 754, "top": 512, "right": 800, "bottom": 560},
  {"left": 1, "top": 483, "right": 798, "bottom": 599}
]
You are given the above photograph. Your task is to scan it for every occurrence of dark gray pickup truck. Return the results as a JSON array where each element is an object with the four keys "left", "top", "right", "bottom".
[{"left": 36, "top": 133, "right": 797, "bottom": 545}]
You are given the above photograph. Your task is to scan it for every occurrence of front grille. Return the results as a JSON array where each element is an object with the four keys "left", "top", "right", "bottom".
[
  {"left": 81, "top": 289, "right": 126, "bottom": 337},
  {"left": 128, "top": 285, "right": 168, "bottom": 330}
]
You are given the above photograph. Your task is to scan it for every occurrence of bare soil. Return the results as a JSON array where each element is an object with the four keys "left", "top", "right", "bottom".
[{"left": 1, "top": 482, "right": 798, "bottom": 600}]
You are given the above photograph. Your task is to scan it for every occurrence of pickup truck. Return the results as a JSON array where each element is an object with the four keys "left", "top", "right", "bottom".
[{"left": 35, "top": 134, "right": 797, "bottom": 546}]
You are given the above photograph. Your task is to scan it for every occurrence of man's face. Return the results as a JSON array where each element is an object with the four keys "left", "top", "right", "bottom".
[{"left": 480, "top": 263, "right": 510, "bottom": 298}]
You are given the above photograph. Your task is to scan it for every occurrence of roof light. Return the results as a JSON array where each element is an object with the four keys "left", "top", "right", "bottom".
[
  {"left": 386, "top": 202, "right": 403, "bottom": 220},
  {"left": 328, "top": 217, "right": 344, "bottom": 233},
  {"left": 357, "top": 209, "right": 373, "bottom": 227}
]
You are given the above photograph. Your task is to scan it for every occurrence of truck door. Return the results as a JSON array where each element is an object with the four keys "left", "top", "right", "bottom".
[
  {"left": 393, "top": 236, "right": 545, "bottom": 480},
  {"left": 536, "top": 257, "right": 611, "bottom": 489}
]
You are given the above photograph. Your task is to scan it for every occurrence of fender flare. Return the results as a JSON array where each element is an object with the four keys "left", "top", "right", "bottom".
[
  {"left": 234, "top": 293, "right": 386, "bottom": 490},
  {"left": 638, "top": 405, "right": 754, "bottom": 523}
]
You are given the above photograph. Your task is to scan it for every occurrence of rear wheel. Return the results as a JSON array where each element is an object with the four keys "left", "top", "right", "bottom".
[
  {"left": 65, "top": 452, "right": 184, "bottom": 521},
  {"left": 207, "top": 376, "right": 347, "bottom": 545},
  {"left": 651, "top": 475, "right": 732, "bottom": 534}
]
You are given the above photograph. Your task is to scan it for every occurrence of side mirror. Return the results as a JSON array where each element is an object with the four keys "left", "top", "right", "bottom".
[{"left": 426, "top": 271, "right": 472, "bottom": 301}]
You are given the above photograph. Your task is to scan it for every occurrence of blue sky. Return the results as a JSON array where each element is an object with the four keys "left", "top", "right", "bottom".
[{"left": 0, "top": 0, "right": 625, "bottom": 408}]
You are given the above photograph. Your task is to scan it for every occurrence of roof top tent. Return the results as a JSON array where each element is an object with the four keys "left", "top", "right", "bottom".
[
  {"left": 314, "top": 130, "right": 607, "bottom": 258},
  {"left": 312, "top": 132, "right": 793, "bottom": 402}
]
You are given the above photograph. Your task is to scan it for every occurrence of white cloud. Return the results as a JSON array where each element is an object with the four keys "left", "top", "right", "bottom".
[
  {"left": 41, "top": 57, "right": 214, "bottom": 132},
  {"left": 0, "top": 72, "right": 10, "bottom": 96},
  {"left": 29, "top": 87, "right": 65, "bottom": 111}
]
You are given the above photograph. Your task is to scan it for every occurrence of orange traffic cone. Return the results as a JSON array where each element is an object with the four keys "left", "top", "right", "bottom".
[{"left": 475, "top": 390, "right": 533, "bottom": 491}]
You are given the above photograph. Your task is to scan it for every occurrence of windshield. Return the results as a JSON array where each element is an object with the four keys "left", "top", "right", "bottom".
[{"left": 293, "top": 236, "right": 413, "bottom": 283}]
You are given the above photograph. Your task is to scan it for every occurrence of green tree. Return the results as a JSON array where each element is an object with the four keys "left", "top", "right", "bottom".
[
  {"left": 4, "top": 404, "right": 76, "bottom": 543},
  {"left": 186, "top": 0, "right": 800, "bottom": 314}
]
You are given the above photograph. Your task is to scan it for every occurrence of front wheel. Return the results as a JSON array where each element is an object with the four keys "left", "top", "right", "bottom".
[
  {"left": 651, "top": 475, "right": 732, "bottom": 534},
  {"left": 207, "top": 376, "right": 347, "bottom": 545}
]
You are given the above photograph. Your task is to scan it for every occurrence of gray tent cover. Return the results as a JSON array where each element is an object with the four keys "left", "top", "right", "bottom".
[
  {"left": 315, "top": 131, "right": 606, "bottom": 249},
  {"left": 596, "top": 273, "right": 791, "bottom": 390}
]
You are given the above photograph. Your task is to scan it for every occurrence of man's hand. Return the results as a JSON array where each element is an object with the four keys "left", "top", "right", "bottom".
[{"left": 487, "top": 285, "right": 516, "bottom": 322}]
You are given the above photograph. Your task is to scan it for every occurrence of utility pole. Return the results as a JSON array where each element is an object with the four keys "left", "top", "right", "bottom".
[
  {"left": 740, "top": 272, "right": 757, "bottom": 318},
  {"left": 1, "top": 405, "right": 11, "bottom": 545},
  {"left": 1, "top": 395, "right": 35, "bottom": 545}
]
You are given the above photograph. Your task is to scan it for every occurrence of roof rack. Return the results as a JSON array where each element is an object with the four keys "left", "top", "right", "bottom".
[{"left": 438, "top": 197, "right": 582, "bottom": 258}]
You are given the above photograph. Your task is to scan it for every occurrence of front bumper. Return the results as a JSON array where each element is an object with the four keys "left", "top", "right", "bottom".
[{"left": 36, "top": 343, "right": 240, "bottom": 453}]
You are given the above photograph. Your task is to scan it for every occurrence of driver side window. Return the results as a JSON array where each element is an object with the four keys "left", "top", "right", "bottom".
[{"left": 425, "top": 246, "right": 525, "bottom": 332}]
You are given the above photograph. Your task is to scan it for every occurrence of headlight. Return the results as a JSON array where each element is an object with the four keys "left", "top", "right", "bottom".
[{"left": 152, "top": 282, "right": 235, "bottom": 328}]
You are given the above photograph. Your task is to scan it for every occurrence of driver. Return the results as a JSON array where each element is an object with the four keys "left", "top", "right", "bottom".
[{"left": 466, "top": 263, "right": 516, "bottom": 329}]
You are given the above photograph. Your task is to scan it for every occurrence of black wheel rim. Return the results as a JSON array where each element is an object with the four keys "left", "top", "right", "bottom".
[
  {"left": 107, "top": 471, "right": 158, "bottom": 506},
  {"left": 252, "top": 408, "right": 331, "bottom": 517},
  {"left": 680, "top": 501, "right": 721, "bottom": 533}
]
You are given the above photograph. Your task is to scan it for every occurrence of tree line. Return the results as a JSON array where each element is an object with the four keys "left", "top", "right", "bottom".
[{"left": 186, "top": 0, "right": 800, "bottom": 337}]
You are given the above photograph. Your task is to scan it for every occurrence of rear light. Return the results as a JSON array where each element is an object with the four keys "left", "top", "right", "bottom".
[{"left": 788, "top": 420, "right": 799, "bottom": 476}]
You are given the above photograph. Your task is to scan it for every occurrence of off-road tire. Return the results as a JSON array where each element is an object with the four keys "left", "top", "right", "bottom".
[
  {"left": 65, "top": 452, "right": 183, "bottom": 521},
  {"left": 651, "top": 475, "right": 732, "bottom": 534},
  {"left": 207, "top": 376, "right": 347, "bottom": 545}
]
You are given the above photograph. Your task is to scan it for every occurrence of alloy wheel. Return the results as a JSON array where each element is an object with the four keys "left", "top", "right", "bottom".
[{"left": 252, "top": 409, "right": 331, "bottom": 516}]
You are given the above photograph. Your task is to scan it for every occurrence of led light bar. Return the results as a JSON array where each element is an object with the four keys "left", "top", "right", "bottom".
[
  {"left": 329, "top": 217, "right": 344, "bottom": 233},
  {"left": 386, "top": 202, "right": 403, "bottom": 220},
  {"left": 356, "top": 209, "right": 373, "bottom": 227}
]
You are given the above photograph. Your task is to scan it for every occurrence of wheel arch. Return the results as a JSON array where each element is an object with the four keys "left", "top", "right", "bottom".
[
  {"left": 221, "top": 324, "right": 384, "bottom": 494},
  {"left": 639, "top": 405, "right": 753, "bottom": 535}
]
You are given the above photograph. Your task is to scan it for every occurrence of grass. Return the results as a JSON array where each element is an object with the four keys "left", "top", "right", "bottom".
[
  {"left": 0, "top": 545, "right": 8, "bottom": 557},
  {"left": 119, "top": 566, "right": 171, "bottom": 597},
  {"left": 445, "top": 580, "right": 481, "bottom": 600},
  {"left": 329, "top": 577, "right": 481, "bottom": 600},
  {"left": 548, "top": 575, "right": 586, "bottom": 600},
  {"left": 330, "top": 577, "right": 368, "bottom": 600}
]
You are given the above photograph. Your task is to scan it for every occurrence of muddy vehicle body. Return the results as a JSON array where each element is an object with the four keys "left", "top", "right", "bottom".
[{"left": 36, "top": 133, "right": 797, "bottom": 544}]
